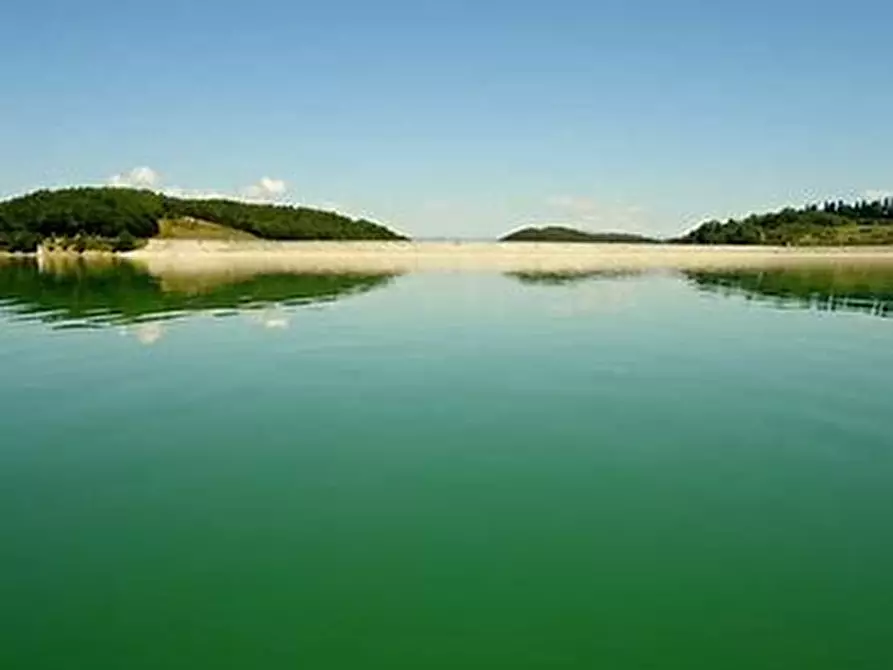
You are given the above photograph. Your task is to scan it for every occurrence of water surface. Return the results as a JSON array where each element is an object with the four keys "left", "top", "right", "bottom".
[{"left": 2, "top": 258, "right": 892, "bottom": 669}]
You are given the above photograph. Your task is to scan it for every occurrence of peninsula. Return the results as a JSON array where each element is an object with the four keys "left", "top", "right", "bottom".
[{"left": 0, "top": 187, "right": 406, "bottom": 252}]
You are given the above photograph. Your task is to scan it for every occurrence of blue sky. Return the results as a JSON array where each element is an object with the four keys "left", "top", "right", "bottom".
[{"left": 1, "top": 0, "right": 891, "bottom": 238}]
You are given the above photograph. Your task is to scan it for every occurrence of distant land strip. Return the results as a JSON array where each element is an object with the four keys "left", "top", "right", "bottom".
[{"left": 1, "top": 187, "right": 893, "bottom": 252}]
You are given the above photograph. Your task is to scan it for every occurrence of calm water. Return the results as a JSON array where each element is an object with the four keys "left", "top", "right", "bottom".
[{"left": 2, "top": 258, "right": 892, "bottom": 669}]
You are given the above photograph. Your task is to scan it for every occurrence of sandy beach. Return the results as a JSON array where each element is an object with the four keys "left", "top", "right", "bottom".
[{"left": 125, "top": 240, "right": 893, "bottom": 275}]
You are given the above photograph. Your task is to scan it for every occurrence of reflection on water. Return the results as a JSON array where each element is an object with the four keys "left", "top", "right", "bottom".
[
  {"left": 3, "top": 256, "right": 893, "bottom": 670},
  {"left": 687, "top": 265, "right": 893, "bottom": 318},
  {"left": 4, "top": 258, "right": 893, "bottom": 329},
  {"left": 506, "top": 270, "right": 641, "bottom": 286},
  {"left": 0, "top": 256, "right": 397, "bottom": 328}
]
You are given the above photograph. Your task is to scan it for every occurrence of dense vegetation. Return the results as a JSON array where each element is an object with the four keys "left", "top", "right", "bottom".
[
  {"left": 5, "top": 188, "right": 893, "bottom": 250},
  {"left": 686, "top": 266, "right": 893, "bottom": 318},
  {"left": 678, "top": 198, "right": 893, "bottom": 245},
  {"left": 502, "top": 226, "right": 658, "bottom": 243},
  {"left": 0, "top": 187, "right": 405, "bottom": 252},
  {"left": 0, "top": 257, "right": 397, "bottom": 326}
]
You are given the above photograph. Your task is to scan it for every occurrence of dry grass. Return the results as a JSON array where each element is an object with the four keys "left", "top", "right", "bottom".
[
  {"left": 158, "top": 217, "right": 259, "bottom": 241},
  {"left": 128, "top": 240, "right": 893, "bottom": 275}
]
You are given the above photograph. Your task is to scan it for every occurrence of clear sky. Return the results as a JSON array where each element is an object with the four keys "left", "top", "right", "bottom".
[{"left": 2, "top": 0, "right": 891, "bottom": 238}]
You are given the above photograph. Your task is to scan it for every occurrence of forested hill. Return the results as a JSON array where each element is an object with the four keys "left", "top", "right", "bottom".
[
  {"left": 501, "top": 226, "right": 658, "bottom": 243},
  {"left": 677, "top": 199, "right": 893, "bottom": 245},
  {"left": 0, "top": 187, "right": 406, "bottom": 251}
]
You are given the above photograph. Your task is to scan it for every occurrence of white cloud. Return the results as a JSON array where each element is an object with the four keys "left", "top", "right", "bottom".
[
  {"left": 864, "top": 189, "right": 893, "bottom": 201},
  {"left": 162, "top": 186, "right": 234, "bottom": 201},
  {"left": 108, "top": 166, "right": 160, "bottom": 189},
  {"left": 106, "top": 167, "right": 289, "bottom": 203},
  {"left": 243, "top": 177, "right": 287, "bottom": 201}
]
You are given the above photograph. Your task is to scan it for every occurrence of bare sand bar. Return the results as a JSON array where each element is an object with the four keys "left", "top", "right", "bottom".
[{"left": 127, "top": 240, "right": 893, "bottom": 275}]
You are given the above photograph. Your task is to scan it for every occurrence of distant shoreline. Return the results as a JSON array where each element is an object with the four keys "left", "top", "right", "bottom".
[
  {"left": 108, "top": 240, "right": 893, "bottom": 274},
  {"left": 6, "top": 240, "right": 893, "bottom": 274}
]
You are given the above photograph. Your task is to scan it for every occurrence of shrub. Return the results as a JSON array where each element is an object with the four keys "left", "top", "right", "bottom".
[
  {"left": 5, "top": 231, "right": 41, "bottom": 253},
  {"left": 112, "top": 231, "right": 139, "bottom": 252}
]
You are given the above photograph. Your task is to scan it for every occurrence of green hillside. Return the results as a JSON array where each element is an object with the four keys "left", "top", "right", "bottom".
[
  {"left": 157, "top": 217, "right": 260, "bottom": 241},
  {"left": 0, "top": 187, "right": 406, "bottom": 251},
  {"left": 677, "top": 199, "right": 893, "bottom": 245}
]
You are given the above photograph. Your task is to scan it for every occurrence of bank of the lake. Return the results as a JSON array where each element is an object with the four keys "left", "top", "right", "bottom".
[{"left": 118, "top": 239, "right": 893, "bottom": 274}]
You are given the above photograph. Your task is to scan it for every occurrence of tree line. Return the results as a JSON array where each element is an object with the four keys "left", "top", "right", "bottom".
[
  {"left": 677, "top": 198, "right": 893, "bottom": 245},
  {"left": 0, "top": 187, "right": 405, "bottom": 251},
  {"left": 4, "top": 187, "right": 893, "bottom": 251}
]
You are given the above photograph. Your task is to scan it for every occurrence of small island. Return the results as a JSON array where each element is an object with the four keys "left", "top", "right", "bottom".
[
  {"left": 501, "top": 226, "right": 659, "bottom": 243},
  {"left": 0, "top": 187, "right": 406, "bottom": 252}
]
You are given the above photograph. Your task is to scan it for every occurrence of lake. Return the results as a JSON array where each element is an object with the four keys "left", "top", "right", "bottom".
[{"left": 2, "top": 256, "right": 892, "bottom": 669}]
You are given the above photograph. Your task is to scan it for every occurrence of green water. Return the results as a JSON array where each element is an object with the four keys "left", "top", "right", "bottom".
[{"left": 2, "top": 259, "right": 892, "bottom": 669}]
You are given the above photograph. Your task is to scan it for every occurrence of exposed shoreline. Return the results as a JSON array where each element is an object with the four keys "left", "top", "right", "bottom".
[
  {"left": 5, "top": 240, "right": 893, "bottom": 274},
  {"left": 128, "top": 240, "right": 893, "bottom": 274}
]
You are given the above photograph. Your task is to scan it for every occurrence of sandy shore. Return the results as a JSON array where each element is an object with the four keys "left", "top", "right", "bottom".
[{"left": 125, "top": 240, "right": 893, "bottom": 275}]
